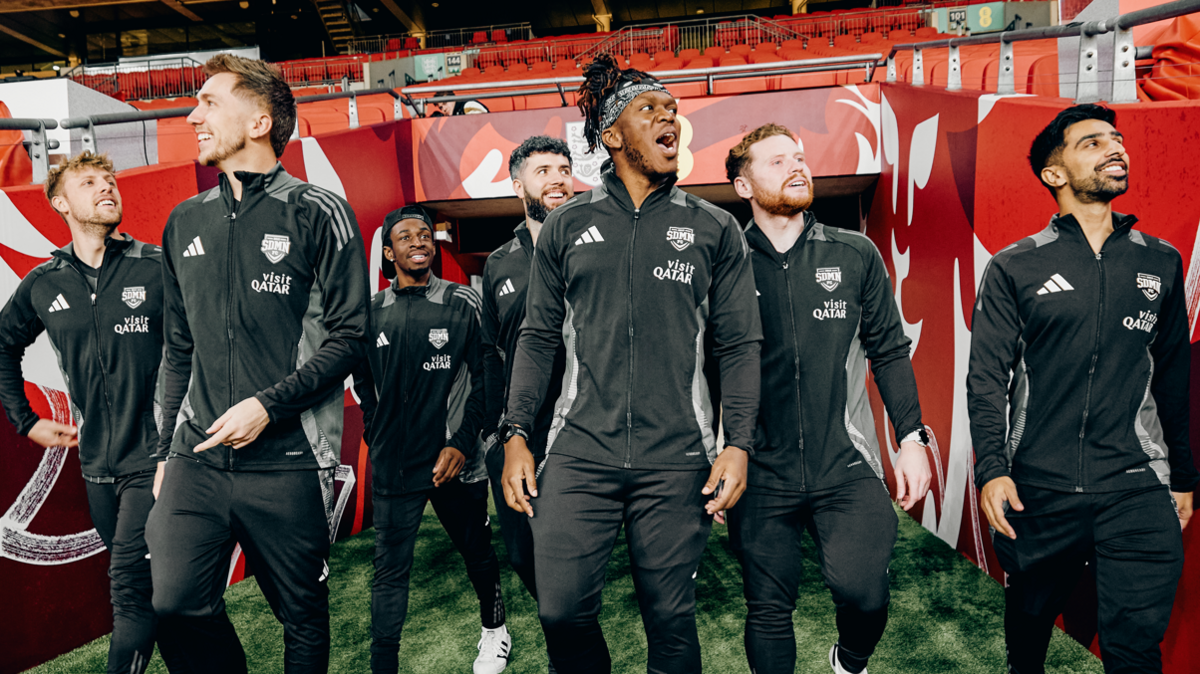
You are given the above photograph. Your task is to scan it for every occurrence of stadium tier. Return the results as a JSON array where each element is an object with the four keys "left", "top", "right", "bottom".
[{"left": 3, "top": 1, "right": 1200, "bottom": 673}]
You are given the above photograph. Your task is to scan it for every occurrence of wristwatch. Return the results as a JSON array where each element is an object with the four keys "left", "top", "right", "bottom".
[
  {"left": 901, "top": 427, "right": 930, "bottom": 447},
  {"left": 499, "top": 421, "right": 530, "bottom": 445}
]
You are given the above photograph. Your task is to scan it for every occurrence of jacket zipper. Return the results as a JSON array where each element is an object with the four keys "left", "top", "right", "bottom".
[
  {"left": 225, "top": 199, "right": 241, "bottom": 469},
  {"left": 780, "top": 253, "right": 806, "bottom": 490},
  {"left": 78, "top": 254, "right": 117, "bottom": 476},
  {"left": 624, "top": 208, "right": 640, "bottom": 468},
  {"left": 1076, "top": 250, "right": 1105, "bottom": 492},
  {"left": 399, "top": 293, "right": 410, "bottom": 487}
]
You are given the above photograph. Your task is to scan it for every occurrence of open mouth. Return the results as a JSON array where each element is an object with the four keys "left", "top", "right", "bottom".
[
  {"left": 1098, "top": 160, "right": 1127, "bottom": 178},
  {"left": 197, "top": 132, "right": 213, "bottom": 146},
  {"left": 784, "top": 176, "right": 808, "bottom": 190},
  {"left": 97, "top": 199, "right": 117, "bottom": 208},
  {"left": 543, "top": 189, "right": 567, "bottom": 204},
  {"left": 409, "top": 252, "right": 430, "bottom": 264},
  {"left": 656, "top": 131, "right": 678, "bottom": 158}
]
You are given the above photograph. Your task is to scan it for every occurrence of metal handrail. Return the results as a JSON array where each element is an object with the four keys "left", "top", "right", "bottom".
[
  {"left": 55, "top": 86, "right": 408, "bottom": 155},
  {"left": 0, "top": 118, "right": 59, "bottom": 183},
  {"left": 401, "top": 54, "right": 882, "bottom": 114},
  {"left": 883, "top": 0, "right": 1200, "bottom": 102}
]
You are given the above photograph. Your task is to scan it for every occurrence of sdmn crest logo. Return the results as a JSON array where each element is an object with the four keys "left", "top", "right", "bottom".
[
  {"left": 816, "top": 267, "right": 841, "bottom": 292},
  {"left": 1137, "top": 273, "right": 1161, "bottom": 301},
  {"left": 122, "top": 286, "right": 145, "bottom": 309},
  {"left": 261, "top": 234, "right": 291, "bottom": 264},
  {"left": 428, "top": 328, "right": 448, "bottom": 349},
  {"left": 666, "top": 227, "right": 694, "bottom": 251}
]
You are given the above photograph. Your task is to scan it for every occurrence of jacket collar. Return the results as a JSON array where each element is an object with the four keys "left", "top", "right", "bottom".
[
  {"left": 599, "top": 162, "right": 679, "bottom": 213},
  {"left": 1049, "top": 211, "right": 1138, "bottom": 245},
  {"left": 219, "top": 162, "right": 290, "bottom": 198},
  {"left": 744, "top": 211, "right": 818, "bottom": 261},
  {"left": 52, "top": 232, "right": 134, "bottom": 265},
  {"left": 390, "top": 272, "right": 442, "bottom": 297},
  {"left": 513, "top": 220, "right": 534, "bottom": 251}
]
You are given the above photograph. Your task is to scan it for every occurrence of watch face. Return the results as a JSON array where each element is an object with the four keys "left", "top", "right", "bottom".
[{"left": 918, "top": 428, "right": 930, "bottom": 446}]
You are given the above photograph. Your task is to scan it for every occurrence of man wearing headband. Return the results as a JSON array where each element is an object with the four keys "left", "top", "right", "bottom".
[
  {"left": 499, "top": 54, "right": 762, "bottom": 673},
  {"left": 354, "top": 205, "right": 510, "bottom": 674}
]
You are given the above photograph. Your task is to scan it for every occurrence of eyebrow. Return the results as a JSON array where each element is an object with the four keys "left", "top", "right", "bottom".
[{"left": 1075, "top": 131, "right": 1123, "bottom": 147}]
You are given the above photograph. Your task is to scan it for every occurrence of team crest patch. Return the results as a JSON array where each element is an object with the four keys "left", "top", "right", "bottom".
[
  {"left": 1137, "top": 273, "right": 1161, "bottom": 301},
  {"left": 122, "top": 286, "right": 145, "bottom": 309},
  {"left": 816, "top": 267, "right": 841, "bottom": 292},
  {"left": 261, "top": 234, "right": 291, "bottom": 264},
  {"left": 666, "top": 227, "right": 694, "bottom": 251},
  {"left": 428, "top": 328, "right": 448, "bottom": 349}
]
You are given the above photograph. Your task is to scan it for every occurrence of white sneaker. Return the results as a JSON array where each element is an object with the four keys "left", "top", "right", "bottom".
[
  {"left": 474, "top": 624, "right": 511, "bottom": 674},
  {"left": 829, "top": 643, "right": 866, "bottom": 674}
]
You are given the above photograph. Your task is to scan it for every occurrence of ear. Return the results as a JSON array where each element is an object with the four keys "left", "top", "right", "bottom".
[
  {"left": 733, "top": 175, "right": 754, "bottom": 201},
  {"left": 51, "top": 195, "right": 70, "bottom": 216},
  {"left": 382, "top": 243, "right": 395, "bottom": 262},
  {"left": 248, "top": 110, "right": 274, "bottom": 143},
  {"left": 512, "top": 178, "right": 526, "bottom": 199},
  {"left": 601, "top": 125, "right": 623, "bottom": 152},
  {"left": 1041, "top": 165, "right": 1067, "bottom": 191}
]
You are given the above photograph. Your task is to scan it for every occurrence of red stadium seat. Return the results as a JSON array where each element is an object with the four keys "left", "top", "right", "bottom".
[
  {"left": 651, "top": 58, "right": 684, "bottom": 71},
  {"left": 653, "top": 50, "right": 676, "bottom": 63},
  {"left": 703, "top": 46, "right": 726, "bottom": 60},
  {"left": 685, "top": 56, "right": 714, "bottom": 68},
  {"left": 492, "top": 29, "right": 507, "bottom": 43},
  {"left": 473, "top": 31, "right": 488, "bottom": 44},
  {"left": 530, "top": 61, "right": 553, "bottom": 72},
  {"left": 719, "top": 55, "right": 748, "bottom": 67},
  {"left": 678, "top": 48, "right": 700, "bottom": 65},
  {"left": 730, "top": 44, "right": 753, "bottom": 57},
  {"left": 755, "top": 42, "right": 779, "bottom": 53},
  {"left": 404, "top": 37, "right": 420, "bottom": 49},
  {"left": 556, "top": 59, "right": 577, "bottom": 70}
]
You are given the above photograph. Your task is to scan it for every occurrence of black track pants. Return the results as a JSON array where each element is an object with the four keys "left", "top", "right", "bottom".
[
  {"left": 529, "top": 453, "right": 712, "bottom": 674},
  {"left": 486, "top": 441, "right": 539, "bottom": 599},
  {"left": 994, "top": 484, "right": 1184, "bottom": 674},
  {"left": 145, "top": 458, "right": 332, "bottom": 674},
  {"left": 726, "top": 478, "right": 898, "bottom": 674},
  {"left": 86, "top": 470, "right": 165, "bottom": 674},
  {"left": 370, "top": 478, "right": 504, "bottom": 674}
]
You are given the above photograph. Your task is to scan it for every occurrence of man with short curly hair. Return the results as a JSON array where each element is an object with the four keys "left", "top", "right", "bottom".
[{"left": 0, "top": 151, "right": 175, "bottom": 674}]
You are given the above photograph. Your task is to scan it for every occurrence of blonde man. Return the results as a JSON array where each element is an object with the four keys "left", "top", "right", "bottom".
[{"left": 0, "top": 151, "right": 174, "bottom": 674}]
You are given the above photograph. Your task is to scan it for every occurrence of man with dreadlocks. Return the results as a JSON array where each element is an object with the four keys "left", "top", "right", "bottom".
[{"left": 497, "top": 53, "right": 762, "bottom": 673}]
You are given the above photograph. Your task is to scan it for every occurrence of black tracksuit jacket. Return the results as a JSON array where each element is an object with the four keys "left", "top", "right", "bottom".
[
  {"left": 158, "top": 163, "right": 370, "bottom": 471},
  {"left": 353, "top": 275, "right": 488, "bottom": 495},
  {"left": 969, "top": 213, "right": 1199, "bottom": 494},
  {"left": 506, "top": 167, "right": 762, "bottom": 470},
  {"left": 746, "top": 215, "right": 923, "bottom": 492},
  {"left": 0, "top": 235, "right": 163, "bottom": 481},
  {"left": 481, "top": 221, "right": 565, "bottom": 454}
]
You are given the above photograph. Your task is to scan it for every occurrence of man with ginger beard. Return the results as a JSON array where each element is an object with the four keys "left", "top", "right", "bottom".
[
  {"left": 725, "top": 124, "right": 931, "bottom": 674},
  {"left": 0, "top": 151, "right": 178, "bottom": 674},
  {"left": 498, "top": 54, "right": 761, "bottom": 673},
  {"left": 479, "top": 137, "right": 572, "bottom": 660},
  {"left": 147, "top": 54, "right": 369, "bottom": 673},
  {"left": 970, "top": 104, "right": 1195, "bottom": 674}
]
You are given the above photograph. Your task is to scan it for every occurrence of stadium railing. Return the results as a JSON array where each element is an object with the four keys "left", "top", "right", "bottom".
[
  {"left": 57, "top": 87, "right": 405, "bottom": 157},
  {"left": 65, "top": 57, "right": 206, "bottom": 101},
  {"left": 400, "top": 53, "right": 883, "bottom": 114},
  {"left": 348, "top": 22, "right": 535, "bottom": 54},
  {"left": 883, "top": 0, "right": 1200, "bottom": 102},
  {"left": 0, "top": 118, "right": 59, "bottom": 184}
]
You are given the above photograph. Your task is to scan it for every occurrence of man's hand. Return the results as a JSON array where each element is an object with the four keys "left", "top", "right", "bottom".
[
  {"left": 703, "top": 446, "right": 749, "bottom": 515},
  {"left": 894, "top": 440, "right": 932, "bottom": 511},
  {"left": 1172, "top": 491, "right": 1193, "bottom": 530},
  {"left": 980, "top": 476, "right": 1024, "bottom": 539},
  {"left": 502, "top": 437, "right": 537, "bottom": 518},
  {"left": 194, "top": 397, "right": 270, "bottom": 452},
  {"left": 153, "top": 462, "right": 166, "bottom": 499},
  {"left": 26, "top": 419, "right": 79, "bottom": 449},
  {"left": 432, "top": 447, "right": 466, "bottom": 487}
]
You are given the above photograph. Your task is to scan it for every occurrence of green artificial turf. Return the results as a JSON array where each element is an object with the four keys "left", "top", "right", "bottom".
[{"left": 30, "top": 496, "right": 1103, "bottom": 673}]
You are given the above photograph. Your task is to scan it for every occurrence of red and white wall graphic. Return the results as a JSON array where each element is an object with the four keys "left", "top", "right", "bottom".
[{"left": 2, "top": 86, "right": 1199, "bottom": 673}]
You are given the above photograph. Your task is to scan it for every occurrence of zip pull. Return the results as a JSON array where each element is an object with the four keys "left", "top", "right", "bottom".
[
  {"left": 1095, "top": 252, "right": 1102, "bottom": 260},
  {"left": 91, "top": 293, "right": 96, "bottom": 305},
  {"left": 782, "top": 262, "right": 789, "bottom": 270}
]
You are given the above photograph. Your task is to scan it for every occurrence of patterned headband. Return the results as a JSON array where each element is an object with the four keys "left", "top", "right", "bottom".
[{"left": 599, "top": 79, "right": 672, "bottom": 132}]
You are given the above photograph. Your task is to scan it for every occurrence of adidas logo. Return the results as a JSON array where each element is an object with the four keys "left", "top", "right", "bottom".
[
  {"left": 1036, "top": 273, "right": 1074, "bottom": 295},
  {"left": 48, "top": 293, "right": 70, "bottom": 313},
  {"left": 573, "top": 226, "right": 604, "bottom": 246},
  {"left": 376, "top": 332, "right": 390, "bottom": 347},
  {"left": 498, "top": 278, "right": 515, "bottom": 297},
  {"left": 182, "top": 236, "right": 206, "bottom": 257}
]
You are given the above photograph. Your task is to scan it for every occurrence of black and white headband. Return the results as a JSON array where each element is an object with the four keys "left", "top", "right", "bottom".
[{"left": 599, "top": 79, "right": 672, "bottom": 132}]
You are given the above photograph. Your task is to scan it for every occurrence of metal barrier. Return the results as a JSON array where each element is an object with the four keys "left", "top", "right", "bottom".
[
  {"left": 349, "top": 22, "right": 535, "bottom": 53},
  {"left": 56, "top": 87, "right": 406, "bottom": 155},
  {"left": 777, "top": 7, "right": 926, "bottom": 42},
  {"left": 278, "top": 57, "right": 367, "bottom": 87},
  {"left": 0, "top": 118, "right": 60, "bottom": 184},
  {"left": 65, "top": 57, "right": 206, "bottom": 100},
  {"left": 401, "top": 53, "right": 882, "bottom": 114},
  {"left": 883, "top": 0, "right": 1200, "bottom": 102},
  {"left": 578, "top": 14, "right": 806, "bottom": 63}
]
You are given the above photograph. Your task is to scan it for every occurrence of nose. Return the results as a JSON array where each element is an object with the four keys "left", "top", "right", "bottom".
[{"left": 186, "top": 105, "right": 203, "bottom": 126}]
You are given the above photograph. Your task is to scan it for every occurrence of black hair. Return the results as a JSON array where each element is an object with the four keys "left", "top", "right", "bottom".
[
  {"left": 577, "top": 53, "right": 661, "bottom": 153},
  {"left": 508, "top": 136, "right": 572, "bottom": 178},
  {"left": 1028, "top": 104, "right": 1117, "bottom": 196}
]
